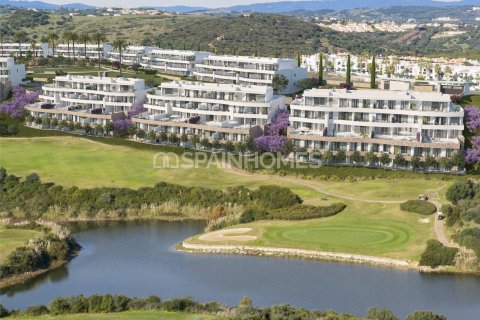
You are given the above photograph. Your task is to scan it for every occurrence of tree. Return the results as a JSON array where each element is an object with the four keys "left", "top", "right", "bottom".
[
  {"left": 393, "top": 154, "right": 405, "bottom": 167},
  {"left": 318, "top": 52, "right": 324, "bottom": 86},
  {"left": 70, "top": 31, "right": 79, "bottom": 64},
  {"left": 434, "top": 64, "right": 442, "bottom": 80},
  {"left": 239, "top": 296, "right": 252, "bottom": 307},
  {"left": 244, "top": 136, "right": 256, "bottom": 153},
  {"left": 336, "top": 150, "right": 346, "bottom": 163},
  {"left": 380, "top": 153, "right": 390, "bottom": 167},
  {"left": 48, "top": 32, "right": 60, "bottom": 59},
  {"left": 74, "top": 122, "right": 82, "bottom": 131},
  {"left": 365, "top": 151, "right": 377, "bottom": 166},
  {"left": 30, "top": 40, "right": 38, "bottom": 58},
  {"left": 95, "top": 124, "right": 104, "bottom": 136},
  {"left": 212, "top": 139, "right": 222, "bottom": 150},
  {"left": 366, "top": 307, "right": 398, "bottom": 320},
  {"left": 350, "top": 150, "right": 363, "bottom": 165},
  {"left": 158, "top": 131, "right": 168, "bottom": 143},
  {"left": 438, "top": 157, "right": 451, "bottom": 172},
  {"left": 7, "top": 124, "right": 18, "bottom": 136},
  {"left": 424, "top": 155, "right": 436, "bottom": 171},
  {"left": 236, "top": 142, "right": 246, "bottom": 154},
  {"left": 180, "top": 133, "right": 189, "bottom": 146},
  {"left": 189, "top": 134, "right": 200, "bottom": 148},
  {"left": 282, "top": 139, "right": 295, "bottom": 155},
  {"left": 62, "top": 31, "right": 72, "bottom": 62},
  {"left": 0, "top": 303, "right": 8, "bottom": 317},
  {"left": 104, "top": 122, "right": 114, "bottom": 136},
  {"left": 79, "top": 32, "right": 91, "bottom": 64},
  {"left": 446, "top": 180, "right": 475, "bottom": 204},
  {"left": 51, "top": 118, "right": 59, "bottom": 127},
  {"left": 272, "top": 75, "right": 289, "bottom": 94},
  {"left": 113, "top": 38, "right": 128, "bottom": 75},
  {"left": 411, "top": 156, "right": 422, "bottom": 171},
  {"left": 136, "top": 129, "right": 146, "bottom": 140},
  {"left": 224, "top": 141, "right": 235, "bottom": 153},
  {"left": 346, "top": 54, "right": 351, "bottom": 85},
  {"left": 14, "top": 31, "right": 27, "bottom": 58},
  {"left": 296, "top": 52, "right": 301, "bottom": 67},
  {"left": 200, "top": 137, "right": 210, "bottom": 149},
  {"left": 450, "top": 151, "right": 465, "bottom": 170},
  {"left": 92, "top": 32, "right": 107, "bottom": 69},
  {"left": 370, "top": 55, "right": 376, "bottom": 89},
  {"left": 83, "top": 122, "right": 92, "bottom": 134},
  {"left": 405, "top": 311, "right": 446, "bottom": 320},
  {"left": 168, "top": 132, "right": 179, "bottom": 145},
  {"left": 147, "top": 130, "right": 156, "bottom": 141},
  {"left": 324, "top": 150, "right": 334, "bottom": 164},
  {"left": 127, "top": 123, "right": 138, "bottom": 137}
]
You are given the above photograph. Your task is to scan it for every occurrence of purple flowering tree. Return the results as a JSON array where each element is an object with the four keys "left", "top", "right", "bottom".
[
  {"left": 112, "top": 118, "right": 132, "bottom": 136},
  {"left": 0, "top": 86, "right": 39, "bottom": 119},
  {"left": 464, "top": 106, "right": 480, "bottom": 132},
  {"left": 127, "top": 102, "right": 147, "bottom": 118},
  {"left": 255, "top": 110, "right": 290, "bottom": 153}
]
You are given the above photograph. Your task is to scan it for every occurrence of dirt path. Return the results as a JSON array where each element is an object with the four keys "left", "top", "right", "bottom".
[{"left": 428, "top": 191, "right": 458, "bottom": 248}]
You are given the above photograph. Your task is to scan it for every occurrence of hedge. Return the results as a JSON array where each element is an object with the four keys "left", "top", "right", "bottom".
[{"left": 400, "top": 200, "right": 436, "bottom": 215}]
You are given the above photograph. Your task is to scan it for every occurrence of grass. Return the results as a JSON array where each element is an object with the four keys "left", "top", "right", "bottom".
[
  {"left": 0, "top": 227, "right": 42, "bottom": 263},
  {"left": 461, "top": 95, "right": 480, "bottom": 107},
  {"left": 0, "top": 136, "right": 452, "bottom": 262},
  {"left": 14, "top": 310, "right": 221, "bottom": 320}
]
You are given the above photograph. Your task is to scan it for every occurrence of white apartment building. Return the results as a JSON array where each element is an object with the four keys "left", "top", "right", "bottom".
[
  {"left": 109, "top": 46, "right": 152, "bottom": 66},
  {"left": 141, "top": 48, "right": 211, "bottom": 76},
  {"left": 55, "top": 44, "right": 112, "bottom": 60},
  {"left": 194, "top": 55, "right": 307, "bottom": 94},
  {"left": 133, "top": 81, "right": 285, "bottom": 142},
  {"left": 26, "top": 75, "right": 147, "bottom": 126},
  {"left": 0, "top": 43, "right": 49, "bottom": 58},
  {"left": 289, "top": 88, "right": 464, "bottom": 171},
  {"left": 0, "top": 57, "right": 26, "bottom": 87}
]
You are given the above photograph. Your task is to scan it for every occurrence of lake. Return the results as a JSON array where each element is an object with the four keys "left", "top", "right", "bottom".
[{"left": 1, "top": 220, "right": 479, "bottom": 319}]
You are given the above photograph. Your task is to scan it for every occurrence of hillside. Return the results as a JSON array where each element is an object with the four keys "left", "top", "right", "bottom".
[{"left": 1, "top": 12, "right": 479, "bottom": 59}]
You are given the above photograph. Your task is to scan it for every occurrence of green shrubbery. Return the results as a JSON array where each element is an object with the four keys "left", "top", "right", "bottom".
[
  {"left": 456, "top": 228, "right": 480, "bottom": 257},
  {"left": 419, "top": 240, "right": 459, "bottom": 268},
  {"left": 446, "top": 180, "right": 476, "bottom": 204},
  {"left": 400, "top": 200, "right": 437, "bottom": 215},
  {"left": 405, "top": 311, "right": 446, "bottom": 320}
]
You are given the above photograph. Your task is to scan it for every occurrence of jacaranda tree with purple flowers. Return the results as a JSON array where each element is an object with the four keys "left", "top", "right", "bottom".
[
  {"left": 112, "top": 118, "right": 132, "bottom": 136},
  {"left": 0, "top": 86, "right": 39, "bottom": 119},
  {"left": 255, "top": 110, "right": 289, "bottom": 153},
  {"left": 127, "top": 102, "right": 147, "bottom": 118},
  {"left": 464, "top": 106, "right": 480, "bottom": 132}
]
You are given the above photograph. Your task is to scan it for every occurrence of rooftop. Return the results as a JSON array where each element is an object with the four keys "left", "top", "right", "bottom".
[{"left": 302, "top": 88, "right": 453, "bottom": 102}]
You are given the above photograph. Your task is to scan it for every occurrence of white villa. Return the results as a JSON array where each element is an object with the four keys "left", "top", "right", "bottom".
[
  {"left": 289, "top": 88, "right": 464, "bottom": 171},
  {"left": 133, "top": 81, "right": 285, "bottom": 142},
  {"left": 141, "top": 48, "right": 211, "bottom": 76},
  {"left": 194, "top": 55, "right": 307, "bottom": 94},
  {"left": 26, "top": 75, "right": 148, "bottom": 126},
  {"left": 0, "top": 43, "right": 49, "bottom": 59},
  {"left": 109, "top": 46, "right": 152, "bottom": 66},
  {"left": 0, "top": 57, "right": 26, "bottom": 87},
  {"left": 55, "top": 44, "right": 112, "bottom": 60}
]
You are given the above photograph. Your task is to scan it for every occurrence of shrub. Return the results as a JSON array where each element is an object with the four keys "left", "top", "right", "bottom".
[
  {"left": 457, "top": 228, "right": 480, "bottom": 256},
  {"left": 446, "top": 180, "right": 475, "bottom": 204},
  {"left": 366, "top": 307, "right": 398, "bottom": 320},
  {"left": 161, "top": 298, "right": 196, "bottom": 312},
  {"left": 405, "top": 311, "right": 446, "bottom": 320},
  {"left": 400, "top": 200, "right": 436, "bottom": 215},
  {"left": 0, "top": 304, "right": 9, "bottom": 318},
  {"left": 23, "top": 305, "right": 49, "bottom": 316},
  {"left": 419, "top": 240, "right": 459, "bottom": 268}
]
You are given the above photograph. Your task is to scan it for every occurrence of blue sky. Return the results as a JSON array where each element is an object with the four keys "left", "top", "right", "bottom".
[{"left": 39, "top": 0, "right": 295, "bottom": 8}]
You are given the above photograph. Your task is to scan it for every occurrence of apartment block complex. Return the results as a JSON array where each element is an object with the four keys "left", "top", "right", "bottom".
[
  {"left": 26, "top": 75, "right": 147, "bottom": 126},
  {"left": 109, "top": 46, "right": 152, "bottom": 66},
  {"left": 141, "top": 49, "right": 211, "bottom": 76},
  {"left": 289, "top": 88, "right": 464, "bottom": 170},
  {"left": 0, "top": 43, "right": 49, "bottom": 58},
  {"left": 0, "top": 57, "right": 26, "bottom": 87},
  {"left": 55, "top": 44, "right": 112, "bottom": 60},
  {"left": 133, "top": 81, "right": 285, "bottom": 142},
  {"left": 193, "top": 55, "right": 307, "bottom": 94}
]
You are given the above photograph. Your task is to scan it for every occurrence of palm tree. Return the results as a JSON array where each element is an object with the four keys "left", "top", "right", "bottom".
[
  {"left": 62, "top": 31, "right": 72, "bottom": 62},
  {"left": 48, "top": 32, "right": 60, "bottom": 58},
  {"left": 91, "top": 32, "right": 107, "bottom": 69},
  {"left": 30, "top": 40, "right": 37, "bottom": 58},
  {"left": 79, "top": 33, "right": 90, "bottom": 65},
  {"left": 70, "top": 31, "right": 79, "bottom": 64},
  {"left": 14, "top": 31, "right": 26, "bottom": 58},
  {"left": 112, "top": 38, "right": 128, "bottom": 76}
]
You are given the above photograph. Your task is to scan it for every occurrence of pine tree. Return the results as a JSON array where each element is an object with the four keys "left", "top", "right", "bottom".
[
  {"left": 346, "top": 54, "right": 351, "bottom": 85},
  {"left": 370, "top": 55, "right": 377, "bottom": 89},
  {"left": 318, "top": 52, "right": 324, "bottom": 86},
  {"left": 297, "top": 53, "right": 301, "bottom": 67}
]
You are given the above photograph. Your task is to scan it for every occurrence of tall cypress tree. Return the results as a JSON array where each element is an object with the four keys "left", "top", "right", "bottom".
[
  {"left": 370, "top": 55, "right": 377, "bottom": 89},
  {"left": 297, "top": 53, "right": 301, "bottom": 67},
  {"left": 346, "top": 54, "right": 351, "bottom": 85},
  {"left": 318, "top": 52, "right": 324, "bottom": 86}
]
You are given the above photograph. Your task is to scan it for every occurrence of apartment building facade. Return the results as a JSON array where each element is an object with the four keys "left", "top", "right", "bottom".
[
  {"left": 289, "top": 88, "right": 464, "bottom": 171},
  {"left": 141, "top": 49, "right": 211, "bottom": 76},
  {"left": 0, "top": 43, "right": 49, "bottom": 59},
  {"left": 55, "top": 44, "right": 112, "bottom": 60},
  {"left": 26, "top": 75, "right": 147, "bottom": 126},
  {"left": 0, "top": 57, "right": 26, "bottom": 87},
  {"left": 109, "top": 46, "right": 152, "bottom": 66},
  {"left": 133, "top": 81, "right": 285, "bottom": 142},
  {"left": 194, "top": 55, "right": 307, "bottom": 94}
]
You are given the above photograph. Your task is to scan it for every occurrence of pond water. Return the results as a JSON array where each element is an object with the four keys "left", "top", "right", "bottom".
[{"left": 1, "top": 220, "right": 479, "bottom": 319}]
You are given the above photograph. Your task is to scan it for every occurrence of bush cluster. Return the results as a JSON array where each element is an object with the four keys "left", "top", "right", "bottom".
[
  {"left": 239, "top": 203, "right": 346, "bottom": 223},
  {"left": 419, "top": 240, "right": 459, "bottom": 268},
  {"left": 400, "top": 200, "right": 437, "bottom": 215},
  {"left": 456, "top": 228, "right": 480, "bottom": 257}
]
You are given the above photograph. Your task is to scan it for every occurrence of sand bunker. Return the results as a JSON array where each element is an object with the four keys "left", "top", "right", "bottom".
[{"left": 199, "top": 228, "right": 257, "bottom": 242}]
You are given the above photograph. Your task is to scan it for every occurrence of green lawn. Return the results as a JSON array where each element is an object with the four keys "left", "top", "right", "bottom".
[
  {"left": 0, "top": 136, "right": 449, "bottom": 261},
  {"left": 0, "top": 227, "right": 42, "bottom": 262},
  {"left": 461, "top": 95, "right": 480, "bottom": 107},
  {"left": 14, "top": 310, "right": 221, "bottom": 320}
]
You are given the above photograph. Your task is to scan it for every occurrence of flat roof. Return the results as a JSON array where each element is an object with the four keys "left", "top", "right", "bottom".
[
  {"left": 303, "top": 88, "right": 452, "bottom": 102},
  {"left": 158, "top": 81, "right": 273, "bottom": 94}
]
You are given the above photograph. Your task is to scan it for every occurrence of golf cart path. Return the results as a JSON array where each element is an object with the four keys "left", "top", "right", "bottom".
[{"left": 428, "top": 191, "right": 458, "bottom": 248}]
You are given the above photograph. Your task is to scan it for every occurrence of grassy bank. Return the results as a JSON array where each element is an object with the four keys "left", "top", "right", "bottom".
[
  {"left": 0, "top": 227, "right": 42, "bottom": 263},
  {"left": 12, "top": 310, "right": 221, "bottom": 320},
  {"left": 0, "top": 136, "right": 451, "bottom": 263}
]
